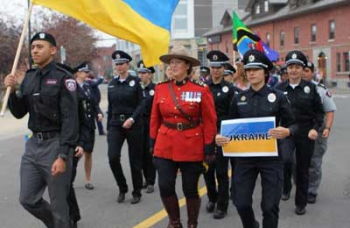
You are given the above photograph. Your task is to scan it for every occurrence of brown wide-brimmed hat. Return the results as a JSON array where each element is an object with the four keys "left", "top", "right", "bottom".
[{"left": 160, "top": 46, "right": 201, "bottom": 67}]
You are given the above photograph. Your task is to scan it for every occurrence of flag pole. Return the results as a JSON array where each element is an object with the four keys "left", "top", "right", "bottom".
[{"left": 1, "top": 3, "right": 34, "bottom": 117}]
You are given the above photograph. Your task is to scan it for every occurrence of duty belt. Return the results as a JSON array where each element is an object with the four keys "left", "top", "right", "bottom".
[
  {"left": 33, "top": 131, "right": 60, "bottom": 141},
  {"left": 163, "top": 121, "right": 199, "bottom": 131}
]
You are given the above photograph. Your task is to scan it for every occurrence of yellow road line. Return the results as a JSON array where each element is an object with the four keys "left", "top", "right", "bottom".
[{"left": 133, "top": 170, "right": 232, "bottom": 228}]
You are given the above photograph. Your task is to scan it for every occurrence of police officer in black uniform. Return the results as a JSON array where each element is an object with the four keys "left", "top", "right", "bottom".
[
  {"left": 107, "top": 50, "right": 146, "bottom": 204},
  {"left": 4, "top": 32, "right": 78, "bottom": 228},
  {"left": 216, "top": 49, "right": 297, "bottom": 228},
  {"left": 137, "top": 60, "right": 157, "bottom": 193},
  {"left": 276, "top": 50, "right": 324, "bottom": 215},
  {"left": 223, "top": 63, "right": 236, "bottom": 84},
  {"left": 204, "top": 50, "right": 240, "bottom": 219}
]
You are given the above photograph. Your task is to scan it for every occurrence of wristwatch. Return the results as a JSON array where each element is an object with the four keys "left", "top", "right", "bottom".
[{"left": 58, "top": 154, "right": 67, "bottom": 162}]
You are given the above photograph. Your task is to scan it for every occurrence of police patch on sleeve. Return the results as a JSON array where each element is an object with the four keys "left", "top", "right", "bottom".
[{"left": 65, "top": 79, "right": 76, "bottom": 92}]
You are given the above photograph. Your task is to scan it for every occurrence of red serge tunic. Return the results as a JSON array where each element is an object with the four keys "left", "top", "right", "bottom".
[{"left": 150, "top": 79, "right": 217, "bottom": 162}]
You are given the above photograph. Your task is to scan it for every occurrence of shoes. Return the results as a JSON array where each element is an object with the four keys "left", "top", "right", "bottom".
[
  {"left": 254, "top": 220, "right": 260, "bottom": 228},
  {"left": 213, "top": 209, "right": 227, "bottom": 219},
  {"left": 146, "top": 185, "right": 154, "bottom": 193},
  {"left": 70, "top": 219, "right": 77, "bottom": 228},
  {"left": 117, "top": 192, "right": 125, "bottom": 203},
  {"left": 295, "top": 207, "right": 306, "bottom": 215},
  {"left": 308, "top": 194, "right": 317, "bottom": 204},
  {"left": 131, "top": 196, "right": 141, "bottom": 204},
  {"left": 142, "top": 182, "right": 148, "bottom": 189},
  {"left": 99, "top": 131, "right": 107, "bottom": 136},
  {"left": 281, "top": 192, "right": 290, "bottom": 201},
  {"left": 85, "top": 183, "right": 94, "bottom": 190},
  {"left": 205, "top": 201, "right": 215, "bottom": 213}
]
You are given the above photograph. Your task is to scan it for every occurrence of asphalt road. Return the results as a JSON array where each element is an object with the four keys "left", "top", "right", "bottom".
[{"left": 0, "top": 87, "right": 349, "bottom": 228}]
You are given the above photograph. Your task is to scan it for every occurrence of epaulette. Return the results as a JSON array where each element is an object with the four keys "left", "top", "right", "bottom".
[
  {"left": 317, "top": 83, "right": 327, "bottom": 90},
  {"left": 56, "top": 65, "right": 73, "bottom": 77},
  {"left": 189, "top": 79, "right": 206, "bottom": 87},
  {"left": 25, "top": 68, "right": 36, "bottom": 73}
]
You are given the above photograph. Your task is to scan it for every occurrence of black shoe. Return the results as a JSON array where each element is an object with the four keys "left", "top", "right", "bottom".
[
  {"left": 146, "top": 185, "right": 154, "bottom": 193},
  {"left": 117, "top": 192, "right": 125, "bottom": 203},
  {"left": 295, "top": 207, "right": 306, "bottom": 215},
  {"left": 142, "top": 182, "right": 148, "bottom": 189},
  {"left": 213, "top": 209, "right": 227, "bottom": 219},
  {"left": 70, "top": 219, "right": 78, "bottom": 228},
  {"left": 281, "top": 192, "right": 290, "bottom": 201},
  {"left": 206, "top": 201, "right": 215, "bottom": 213},
  {"left": 131, "top": 196, "right": 141, "bottom": 204},
  {"left": 254, "top": 220, "right": 260, "bottom": 228},
  {"left": 308, "top": 194, "right": 317, "bottom": 204},
  {"left": 85, "top": 183, "right": 94, "bottom": 190}
]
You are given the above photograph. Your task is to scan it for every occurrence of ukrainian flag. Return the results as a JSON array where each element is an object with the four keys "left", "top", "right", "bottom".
[{"left": 31, "top": 0, "right": 179, "bottom": 66}]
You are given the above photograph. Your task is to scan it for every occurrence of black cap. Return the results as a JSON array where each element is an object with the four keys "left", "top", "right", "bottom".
[
  {"left": 242, "top": 49, "right": 273, "bottom": 71},
  {"left": 305, "top": 61, "right": 315, "bottom": 72},
  {"left": 57, "top": 63, "right": 74, "bottom": 74},
  {"left": 112, "top": 50, "right": 132, "bottom": 64},
  {"left": 30, "top": 32, "right": 56, "bottom": 46},
  {"left": 74, "top": 62, "right": 91, "bottom": 73},
  {"left": 206, "top": 50, "right": 229, "bottom": 67},
  {"left": 285, "top": 50, "right": 307, "bottom": 66},
  {"left": 137, "top": 60, "right": 155, "bottom": 73},
  {"left": 235, "top": 57, "right": 243, "bottom": 63},
  {"left": 280, "top": 64, "right": 288, "bottom": 75},
  {"left": 223, "top": 63, "right": 236, "bottom": 76},
  {"left": 200, "top": 66, "right": 210, "bottom": 74}
]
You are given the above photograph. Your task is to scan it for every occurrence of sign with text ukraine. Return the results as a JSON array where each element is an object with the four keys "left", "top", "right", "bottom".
[{"left": 221, "top": 117, "right": 277, "bottom": 157}]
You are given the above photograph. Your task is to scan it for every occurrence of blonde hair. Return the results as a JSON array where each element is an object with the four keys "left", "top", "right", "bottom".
[{"left": 235, "top": 62, "right": 249, "bottom": 85}]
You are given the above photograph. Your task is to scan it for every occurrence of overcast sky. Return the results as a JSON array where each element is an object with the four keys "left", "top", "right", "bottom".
[{"left": 0, "top": 0, "right": 117, "bottom": 47}]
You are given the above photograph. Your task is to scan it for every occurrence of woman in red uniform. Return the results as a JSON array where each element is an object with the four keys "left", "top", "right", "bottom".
[{"left": 150, "top": 46, "right": 217, "bottom": 228}]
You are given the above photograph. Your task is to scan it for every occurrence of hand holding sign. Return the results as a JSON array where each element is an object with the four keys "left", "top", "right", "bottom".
[
  {"left": 215, "top": 134, "right": 230, "bottom": 147},
  {"left": 268, "top": 126, "right": 290, "bottom": 139}
]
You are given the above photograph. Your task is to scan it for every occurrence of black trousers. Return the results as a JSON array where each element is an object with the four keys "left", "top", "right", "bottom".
[
  {"left": 280, "top": 137, "right": 295, "bottom": 195},
  {"left": 68, "top": 156, "right": 81, "bottom": 223},
  {"left": 293, "top": 128, "right": 315, "bottom": 208},
  {"left": 203, "top": 146, "right": 229, "bottom": 211},
  {"left": 234, "top": 157, "right": 283, "bottom": 228},
  {"left": 107, "top": 124, "right": 143, "bottom": 197},
  {"left": 153, "top": 157, "right": 202, "bottom": 199},
  {"left": 141, "top": 119, "right": 156, "bottom": 185}
]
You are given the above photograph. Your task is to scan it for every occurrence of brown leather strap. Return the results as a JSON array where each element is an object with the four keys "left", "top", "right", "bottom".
[{"left": 168, "top": 82, "right": 195, "bottom": 124}]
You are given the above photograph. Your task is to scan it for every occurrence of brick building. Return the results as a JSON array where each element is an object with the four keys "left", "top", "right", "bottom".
[{"left": 203, "top": 0, "right": 350, "bottom": 87}]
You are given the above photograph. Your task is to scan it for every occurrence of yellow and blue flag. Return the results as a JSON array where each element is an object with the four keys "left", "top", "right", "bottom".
[
  {"left": 31, "top": 0, "right": 179, "bottom": 66},
  {"left": 221, "top": 117, "right": 278, "bottom": 157}
]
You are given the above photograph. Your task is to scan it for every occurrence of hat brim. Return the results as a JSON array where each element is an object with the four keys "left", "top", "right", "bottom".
[
  {"left": 160, "top": 54, "right": 200, "bottom": 67},
  {"left": 286, "top": 59, "right": 305, "bottom": 67}
]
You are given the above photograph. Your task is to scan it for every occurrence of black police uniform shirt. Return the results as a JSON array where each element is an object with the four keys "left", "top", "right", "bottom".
[
  {"left": 206, "top": 79, "right": 240, "bottom": 131},
  {"left": 143, "top": 82, "right": 156, "bottom": 118},
  {"left": 77, "top": 82, "right": 102, "bottom": 147},
  {"left": 276, "top": 79, "right": 324, "bottom": 131},
  {"left": 107, "top": 74, "right": 146, "bottom": 127},
  {"left": 230, "top": 85, "right": 296, "bottom": 136},
  {"left": 8, "top": 61, "right": 79, "bottom": 156}
]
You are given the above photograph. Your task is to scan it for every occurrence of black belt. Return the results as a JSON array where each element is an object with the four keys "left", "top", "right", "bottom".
[
  {"left": 33, "top": 131, "right": 60, "bottom": 140},
  {"left": 113, "top": 114, "right": 131, "bottom": 121},
  {"left": 163, "top": 121, "right": 199, "bottom": 131}
]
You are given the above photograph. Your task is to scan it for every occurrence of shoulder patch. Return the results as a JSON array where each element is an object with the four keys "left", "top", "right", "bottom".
[
  {"left": 326, "top": 90, "right": 332, "bottom": 97},
  {"left": 189, "top": 79, "right": 206, "bottom": 87},
  {"left": 65, "top": 79, "right": 77, "bottom": 92}
]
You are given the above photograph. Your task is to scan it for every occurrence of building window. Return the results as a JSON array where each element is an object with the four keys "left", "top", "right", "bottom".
[
  {"left": 264, "top": 0, "right": 269, "bottom": 12},
  {"left": 311, "top": 24, "right": 316, "bottom": 42},
  {"left": 280, "top": 30, "right": 285, "bottom": 46},
  {"left": 266, "top": 33, "right": 270, "bottom": 47},
  {"left": 336, "top": 53, "right": 341, "bottom": 72},
  {"left": 174, "top": 18, "right": 187, "bottom": 30},
  {"left": 294, "top": 27, "right": 299, "bottom": 44},
  {"left": 344, "top": 52, "right": 350, "bottom": 72},
  {"left": 225, "top": 41, "right": 229, "bottom": 54},
  {"left": 329, "top": 20, "right": 335, "bottom": 40},
  {"left": 255, "top": 4, "right": 260, "bottom": 14}
]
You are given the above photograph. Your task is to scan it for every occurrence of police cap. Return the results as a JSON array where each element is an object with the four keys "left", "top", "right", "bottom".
[
  {"left": 30, "top": 32, "right": 56, "bottom": 46},
  {"left": 280, "top": 64, "right": 288, "bottom": 75},
  {"left": 285, "top": 50, "right": 307, "bottom": 67},
  {"left": 242, "top": 49, "right": 273, "bottom": 71},
  {"left": 223, "top": 63, "right": 236, "bottom": 76},
  {"left": 112, "top": 50, "right": 132, "bottom": 64},
  {"left": 74, "top": 62, "right": 91, "bottom": 73},
  {"left": 137, "top": 60, "right": 155, "bottom": 73},
  {"left": 200, "top": 66, "right": 210, "bottom": 74},
  {"left": 305, "top": 61, "right": 315, "bottom": 72},
  {"left": 206, "top": 50, "right": 229, "bottom": 67}
]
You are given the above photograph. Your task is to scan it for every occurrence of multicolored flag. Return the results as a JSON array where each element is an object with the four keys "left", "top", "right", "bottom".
[
  {"left": 232, "top": 11, "right": 262, "bottom": 57},
  {"left": 31, "top": 0, "right": 179, "bottom": 66}
]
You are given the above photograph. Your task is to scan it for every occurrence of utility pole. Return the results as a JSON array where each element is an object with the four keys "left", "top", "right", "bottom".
[{"left": 27, "top": 0, "right": 32, "bottom": 68}]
